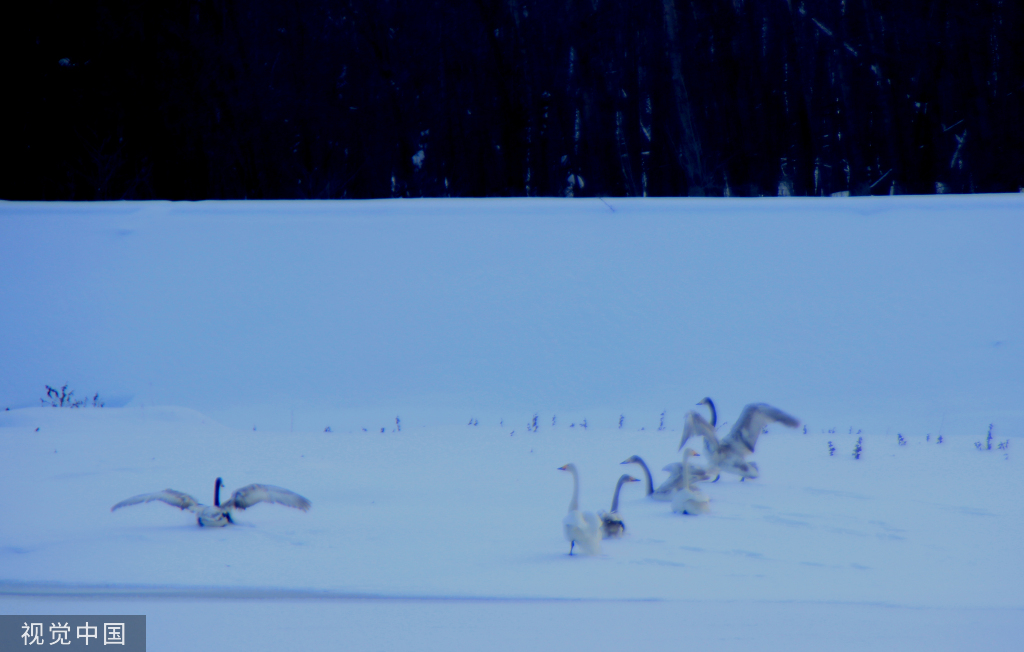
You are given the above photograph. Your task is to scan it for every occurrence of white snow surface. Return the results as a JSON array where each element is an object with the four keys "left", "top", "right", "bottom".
[{"left": 2, "top": 196, "right": 1023, "bottom": 649}]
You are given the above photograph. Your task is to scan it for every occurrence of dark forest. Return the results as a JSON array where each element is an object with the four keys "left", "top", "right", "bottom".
[{"left": 6, "top": 0, "right": 1023, "bottom": 199}]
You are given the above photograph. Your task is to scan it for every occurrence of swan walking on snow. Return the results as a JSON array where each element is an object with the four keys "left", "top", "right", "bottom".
[
  {"left": 111, "top": 477, "right": 311, "bottom": 527},
  {"left": 558, "top": 464, "right": 603, "bottom": 555},
  {"left": 672, "top": 449, "right": 711, "bottom": 515},
  {"left": 599, "top": 474, "right": 640, "bottom": 538},
  {"left": 680, "top": 398, "right": 800, "bottom": 480}
]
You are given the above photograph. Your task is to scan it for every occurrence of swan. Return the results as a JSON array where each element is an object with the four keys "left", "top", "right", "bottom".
[
  {"left": 558, "top": 464, "right": 602, "bottom": 555},
  {"left": 619, "top": 455, "right": 701, "bottom": 500},
  {"left": 599, "top": 474, "right": 640, "bottom": 538},
  {"left": 680, "top": 399, "right": 800, "bottom": 480},
  {"left": 671, "top": 449, "right": 711, "bottom": 515},
  {"left": 620, "top": 455, "right": 656, "bottom": 497},
  {"left": 111, "top": 477, "right": 311, "bottom": 527}
]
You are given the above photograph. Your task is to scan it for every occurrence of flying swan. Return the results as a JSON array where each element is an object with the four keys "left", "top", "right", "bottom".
[
  {"left": 671, "top": 449, "right": 711, "bottom": 515},
  {"left": 111, "top": 477, "right": 311, "bottom": 527},
  {"left": 679, "top": 398, "right": 800, "bottom": 480},
  {"left": 558, "top": 464, "right": 603, "bottom": 555},
  {"left": 599, "top": 474, "right": 640, "bottom": 538}
]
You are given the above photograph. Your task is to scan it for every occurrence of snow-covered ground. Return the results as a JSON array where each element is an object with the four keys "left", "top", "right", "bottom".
[{"left": 2, "top": 196, "right": 1022, "bottom": 649}]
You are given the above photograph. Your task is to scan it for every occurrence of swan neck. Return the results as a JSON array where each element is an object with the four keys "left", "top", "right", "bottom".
[
  {"left": 568, "top": 465, "right": 580, "bottom": 512},
  {"left": 636, "top": 458, "right": 654, "bottom": 495},
  {"left": 214, "top": 478, "right": 222, "bottom": 507},
  {"left": 611, "top": 475, "right": 627, "bottom": 512},
  {"left": 682, "top": 456, "right": 693, "bottom": 489},
  {"left": 706, "top": 399, "right": 717, "bottom": 427}
]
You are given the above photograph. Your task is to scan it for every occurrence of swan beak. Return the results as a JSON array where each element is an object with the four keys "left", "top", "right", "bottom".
[
  {"left": 558, "top": 465, "right": 568, "bottom": 471},
  {"left": 694, "top": 452, "right": 701, "bottom": 456},
  {"left": 627, "top": 477, "right": 640, "bottom": 482}
]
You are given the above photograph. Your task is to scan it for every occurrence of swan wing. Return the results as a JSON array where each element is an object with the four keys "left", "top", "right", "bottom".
[
  {"left": 655, "top": 463, "right": 684, "bottom": 493},
  {"left": 226, "top": 484, "right": 311, "bottom": 512},
  {"left": 111, "top": 489, "right": 201, "bottom": 513},
  {"left": 724, "top": 403, "right": 800, "bottom": 453},
  {"left": 681, "top": 411, "right": 720, "bottom": 453}
]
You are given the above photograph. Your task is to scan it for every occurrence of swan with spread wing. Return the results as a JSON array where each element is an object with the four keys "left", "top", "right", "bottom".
[
  {"left": 111, "top": 477, "right": 311, "bottom": 527},
  {"left": 679, "top": 398, "right": 800, "bottom": 480}
]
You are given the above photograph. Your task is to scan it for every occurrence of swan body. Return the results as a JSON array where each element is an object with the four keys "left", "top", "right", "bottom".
[
  {"left": 111, "top": 477, "right": 311, "bottom": 527},
  {"left": 672, "top": 449, "right": 711, "bottom": 515},
  {"left": 679, "top": 399, "right": 799, "bottom": 479},
  {"left": 599, "top": 474, "right": 640, "bottom": 539},
  {"left": 558, "top": 464, "right": 602, "bottom": 555}
]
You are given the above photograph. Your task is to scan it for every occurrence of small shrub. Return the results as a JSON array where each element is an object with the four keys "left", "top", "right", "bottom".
[
  {"left": 396, "top": 417, "right": 401, "bottom": 432},
  {"left": 976, "top": 424, "right": 995, "bottom": 451},
  {"left": 828, "top": 441, "right": 835, "bottom": 456},
  {"left": 42, "top": 384, "right": 85, "bottom": 408},
  {"left": 324, "top": 426, "right": 332, "bottom": 432},
  {"left": 897, "top": 433, "right": 906, "bottom": 446},
  {"left": 803, "top": 425, "right": 807, "bottom": 434},
  {"left": 937, "top": 435, "right": 943, "bottom": 444},
  {"left": 853, "top": 437, "right": 863, "bottom": 459},
  {"left": 658, "top": 411, "right": 666, "bottom": 431},
  {"left": 619, "top": 415, "right": 625, "bottom": 429}
]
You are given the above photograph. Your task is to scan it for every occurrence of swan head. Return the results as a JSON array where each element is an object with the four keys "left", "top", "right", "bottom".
[
  {"left": 623, "top": 476, "right": 640, "bottom": 484},
  {"left": 697, "top": 397, "right": 717, "bottom": 426},
  {"left": 620, "top": 455, "right": 641, "bottom": 465},
  {"left": 682, "top": 448, "right": 700, "bottom": 459},
  {"left": 558, "top": 464, "right": 575, "bottom": 472}
]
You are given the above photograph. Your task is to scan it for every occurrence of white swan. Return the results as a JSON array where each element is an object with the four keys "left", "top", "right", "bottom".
[
  {"left": 599, "top": 474, "right": 640, "bottom": 539},
  {"left": 671, "top": 449, "right": 711, "bottom": 515},
  {"left": 558, "top": 464, "right": 602, "bottom": 555},
  {"left": 680, "top": 398, "right": 800, "bottom": 480},
  {"left": 111, "top": 477, "right": 311, "bottom": 527}
]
